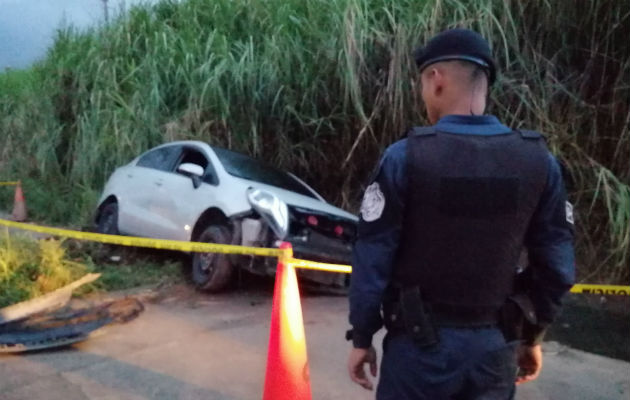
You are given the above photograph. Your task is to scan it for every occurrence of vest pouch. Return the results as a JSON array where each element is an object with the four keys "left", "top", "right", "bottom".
[{"left": 400, "top": 286, "right": 440, "bottom": 348}]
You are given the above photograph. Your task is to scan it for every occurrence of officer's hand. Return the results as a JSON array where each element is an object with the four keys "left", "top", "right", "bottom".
[
  {"left": 347, "top": 346, "right": 378, "bottom": 390},
  {"left": 515, "top": 344, "right": 543, "bottom": 385}
]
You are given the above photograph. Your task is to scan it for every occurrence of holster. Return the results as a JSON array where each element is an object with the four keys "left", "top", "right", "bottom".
[
  {"left": 383, "top": 286, "right": 439, "bottom": 348},
  {"left": 498, "top": 293, "right": 537, "bottom": 342}
]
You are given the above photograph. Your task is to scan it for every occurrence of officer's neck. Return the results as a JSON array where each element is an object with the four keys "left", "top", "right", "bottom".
[{"left": 436, "top": 97, "right": 486, "bottom": 120}]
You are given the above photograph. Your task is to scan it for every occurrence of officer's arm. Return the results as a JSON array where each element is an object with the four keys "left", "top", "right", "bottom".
[
  {"left": 349, "top": 141, "right": 406, "bottom": 349},
  {"left": 523, "top": 154, "right": 576, "bottom": 344}
]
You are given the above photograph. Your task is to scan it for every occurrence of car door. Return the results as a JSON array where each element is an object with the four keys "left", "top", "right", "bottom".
[
  {"left": 149, "top": 145, "right": 221, "bottom": 241},
  {"left": 119, "top": 144, "right": 183, "bottom": 237}
]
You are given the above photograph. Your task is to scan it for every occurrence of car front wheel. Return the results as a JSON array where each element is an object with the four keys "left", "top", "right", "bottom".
[
  {"left": 192, "top": 225, "right": 234, "bottom": 292},
  {"left": 97, "top": 202, "right": 119, "bottom": 235}
]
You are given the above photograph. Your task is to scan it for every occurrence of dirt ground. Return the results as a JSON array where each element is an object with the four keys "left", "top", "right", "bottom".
[{"left": 0, "top": 279, "right": 628, "bottom": 400}]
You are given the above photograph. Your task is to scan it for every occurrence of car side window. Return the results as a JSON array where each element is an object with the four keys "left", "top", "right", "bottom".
[
  {"left": 137, "top": 146, "right": 181, "bottom": 171},
  {"left": 176, "top": 147, "right": 219, "bottom": 185}
]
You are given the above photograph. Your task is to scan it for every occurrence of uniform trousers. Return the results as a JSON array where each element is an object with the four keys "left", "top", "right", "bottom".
[{"left": 377, "top": 327, "right": 518, "bottom": 400}]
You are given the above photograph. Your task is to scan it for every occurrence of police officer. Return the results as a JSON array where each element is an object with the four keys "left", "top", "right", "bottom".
[{"left": 346, "top": 29, "right": 575, "bottom": 399}]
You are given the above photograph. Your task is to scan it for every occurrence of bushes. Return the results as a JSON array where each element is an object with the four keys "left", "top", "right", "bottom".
[
  {"left": 0, "top": 234, "right": 90, "bottom": 307},
  {"left": 0, "top": 233, "right": 183, "bottom": 306},
  {"left": 0, "top": 0, "right": 628, "bottom": 282}
]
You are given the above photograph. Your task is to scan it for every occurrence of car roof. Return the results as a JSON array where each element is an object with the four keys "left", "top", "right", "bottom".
[{"left": 149, "top": 140, "right": 210, "bottom": 150}]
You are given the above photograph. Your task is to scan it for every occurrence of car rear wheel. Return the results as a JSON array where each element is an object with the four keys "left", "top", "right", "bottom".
[
  {"left": 192, "top": 225, "right": 234, "bottom": 292},
  {"left": 97, "top": 202, "right": 119, "bottom": 235}
]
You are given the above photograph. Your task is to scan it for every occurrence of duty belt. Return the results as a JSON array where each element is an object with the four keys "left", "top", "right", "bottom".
[
  {"left": 385, "top": 302, "right": 500, "bottom": 329},
  {"left": 383, "top": 286, "right": 500, "bottom": 331}
]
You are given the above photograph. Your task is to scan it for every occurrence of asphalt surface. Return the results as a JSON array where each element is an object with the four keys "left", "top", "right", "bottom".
[{"left": 0, "top": 283, "right": 628, "bottom": 400}]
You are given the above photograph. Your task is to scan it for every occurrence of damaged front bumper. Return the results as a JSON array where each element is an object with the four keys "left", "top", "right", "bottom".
[
  {"left": 237, "top": 217, "right": 353, "bottom": 289},
  {"left": 285, "top": 230, "right": 352, "bottom": 288}
]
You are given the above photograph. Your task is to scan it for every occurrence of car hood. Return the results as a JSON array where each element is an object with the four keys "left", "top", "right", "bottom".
[{"left": 234, "top": 177, "right": 358, "bottom": 222}]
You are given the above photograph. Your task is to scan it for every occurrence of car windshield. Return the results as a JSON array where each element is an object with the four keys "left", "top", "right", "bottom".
[{"left": 212, "top": 147, "right": 317, "bottom": 199}]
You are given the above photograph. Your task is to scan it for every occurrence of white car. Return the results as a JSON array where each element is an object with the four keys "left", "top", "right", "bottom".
[{"left": 95, "top": 141, "right": 358, "bottom": 291}]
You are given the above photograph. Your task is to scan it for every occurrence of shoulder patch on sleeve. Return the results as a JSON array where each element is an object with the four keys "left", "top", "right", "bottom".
[
  {"left": 360, "top": 182, "right": 386, "bottom": 222},
  {"left": 565, "top": 201, "right": 574, "bottom": 224}
]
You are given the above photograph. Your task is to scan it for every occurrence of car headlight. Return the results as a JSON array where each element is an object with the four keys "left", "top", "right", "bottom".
[{"left": 246, "top": 188, "right": 289, "bottom": 240}]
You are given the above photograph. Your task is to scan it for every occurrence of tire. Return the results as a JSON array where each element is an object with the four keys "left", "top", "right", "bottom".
[
  {"left": 192, "top": 225, "right": 234, "bottom": 292},
  {"left": 97, "top": 202, "right": 119, "bottom": 235}
]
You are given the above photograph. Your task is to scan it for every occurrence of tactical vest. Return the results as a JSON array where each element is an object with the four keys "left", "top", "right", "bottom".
[{"left": 393, "top": 127, "right": 549, "bottom": 312}]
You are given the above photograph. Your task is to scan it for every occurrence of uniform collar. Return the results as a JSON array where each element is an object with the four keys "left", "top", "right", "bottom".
[{"left": 434, "top": 114, "right": 512, "bottom": 135}]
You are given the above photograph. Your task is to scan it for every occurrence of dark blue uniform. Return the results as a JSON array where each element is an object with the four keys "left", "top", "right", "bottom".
[{"left": 349, "top": 115, "right": 575, "bottom": 399}]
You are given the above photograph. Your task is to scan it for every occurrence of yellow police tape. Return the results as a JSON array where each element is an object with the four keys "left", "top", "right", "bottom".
[
  {"left": 570, "top": 284, "right": 630, "bottom": 296},
  {"left": 288, "top": 259, "right": 630, "bottom": 296},
  {"left": 288, "top": 258, "right": 353, "bottom": 274},
  {"left": 0, "top": 181, "right": 19, "bottom": 186},
  {"left": 1, "top": 218, "right": 628, "bottom": 295},
  {"left": 0, "top": 218, "right": 281, "bottom": 257}
]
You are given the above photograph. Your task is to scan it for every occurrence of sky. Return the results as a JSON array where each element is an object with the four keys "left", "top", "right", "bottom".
[{"left": 0, "top": 0, "right": 153, "bottom": 70}]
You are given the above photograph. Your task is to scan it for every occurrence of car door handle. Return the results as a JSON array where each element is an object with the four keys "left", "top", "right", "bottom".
[
  {"left": 127, "top": 173, "right": 133, "bottom": 178},
  {"left": 154, "top": 181, "right": 163, "bottom": 187}
]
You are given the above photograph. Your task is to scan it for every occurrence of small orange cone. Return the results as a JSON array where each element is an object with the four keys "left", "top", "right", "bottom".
[
  {"left": 262, "top": 242, "right": 312, "bottom": 400},
  {"left": 11, "top": 181, "right": 27, "bottom": 222}
]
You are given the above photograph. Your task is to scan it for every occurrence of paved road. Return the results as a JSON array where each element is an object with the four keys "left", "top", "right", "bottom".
[{"left": 0, "top": 284, "right": 628, "bottom": 400}]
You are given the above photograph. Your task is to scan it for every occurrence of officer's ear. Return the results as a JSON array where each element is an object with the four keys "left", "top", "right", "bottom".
[{"left": 423, "top": 67, "right": 444, "bottom": 97}]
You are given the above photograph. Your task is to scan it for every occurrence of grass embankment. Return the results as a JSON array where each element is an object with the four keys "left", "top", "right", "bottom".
[
  {"left": 0, "top": 0, "right": 628, "bottom": 283},
  {"left": 0, "top": 233, "right": 181, "bottom": 307}
]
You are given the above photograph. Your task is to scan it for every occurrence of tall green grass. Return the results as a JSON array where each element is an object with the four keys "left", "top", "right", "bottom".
[{"left": 0, "top": 0, "right": 628, "bottom": 283}]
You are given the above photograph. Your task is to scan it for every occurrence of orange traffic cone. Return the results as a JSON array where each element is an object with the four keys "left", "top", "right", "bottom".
[
  {"left": 11, "top": 181, "right": 27, "bottom": 222},
  {"left": 263, "top": 242, "right": 312, "bottom": 400}
]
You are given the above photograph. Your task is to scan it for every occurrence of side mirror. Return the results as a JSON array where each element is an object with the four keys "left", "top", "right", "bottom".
[
  {"left": 177, "top": 163, "right": 204, "bottom": 177},
  {"left": 177, "top": 163, "right": 205, "bottom": 189}
]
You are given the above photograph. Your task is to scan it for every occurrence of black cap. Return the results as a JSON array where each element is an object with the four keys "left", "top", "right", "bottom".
[{"left": 413, "top": 28, "right": 497, "bottom": 85}]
